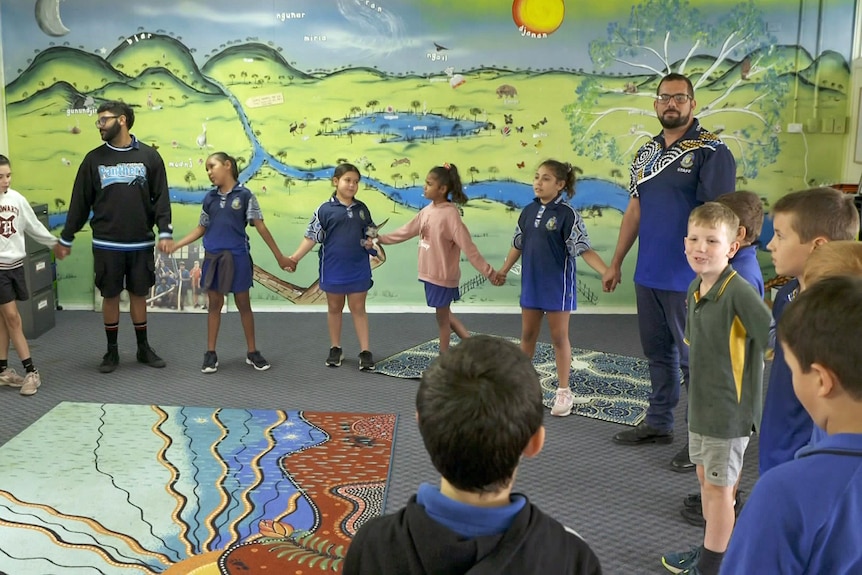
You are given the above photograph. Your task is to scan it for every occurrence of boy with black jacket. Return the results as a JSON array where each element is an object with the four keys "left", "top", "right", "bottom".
[{"left": 343, "top": 335, "right": 602, "bottom": 575}]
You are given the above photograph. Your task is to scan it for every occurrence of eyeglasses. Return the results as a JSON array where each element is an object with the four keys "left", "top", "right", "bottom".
[
  {"left": 656, "top": 93, "right": 692, "bottom": 104},
  {"left": 95, "top": 115, "right": 120, "bottom": 127}
]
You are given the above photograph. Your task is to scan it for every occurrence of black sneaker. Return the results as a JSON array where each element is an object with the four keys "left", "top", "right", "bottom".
[
  {"left": 326, "top": 346, "right": 343, "bottom": 367},
  {"left": 201, "top": 351, "right": 219, "bottom": 373},
  {"left": 246, "top": 350, "right": 271, "bottom": 371},
  {"left": 612, "top": 421, "right": 674, "bottom": 445},
  {"left": 680, "top": 490, "right": 747, "bottom": 527},
  {"left": 683, "top": 492, "right": 701, "bottom": 510},
  {"left": 358, "top": 350, "right": 375, "bottom": 371},
  {"left": 137, "top": 345, "right": 166, "bottom": 368},
  {"left": 99, "top": 347, "right": 119, "bottom": 373}
]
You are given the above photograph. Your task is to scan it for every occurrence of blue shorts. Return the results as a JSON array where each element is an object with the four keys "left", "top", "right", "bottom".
[
  {"left": 201, "top": 252, "right": 253, "bottom": 294},
  {"left": 423, "top": 281, "right": 460, "bottom": 308},
  {"left": 322, "top": 278, "right": 373, "bottom": 295}
]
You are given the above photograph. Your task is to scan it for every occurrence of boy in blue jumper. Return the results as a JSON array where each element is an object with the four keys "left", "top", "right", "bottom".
[
  {"left": 722, "top": 276, "right": 862, "bottom": 574},
  {"left": 759, "top": 188, "right": 859, "bottom": 474}
]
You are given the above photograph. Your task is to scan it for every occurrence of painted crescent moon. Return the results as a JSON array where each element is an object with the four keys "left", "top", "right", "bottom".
[{"left": 35, "top": 0, "right": 70, "bottom": 37}]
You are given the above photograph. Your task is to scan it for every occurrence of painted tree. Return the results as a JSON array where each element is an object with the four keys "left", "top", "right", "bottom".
[
  {"left": 565, "top": 0, "right": 788, "bottom": 179},
  {"left": 469, "top": 166, "right": 480, "bottom": 183},
  {"left": 284, "top": 176, "right": 294, "bottom": 196},
  {"left": 411, "top": 100, "right": 421, "bottom": 114},
  {"left": 392, "top": 173, "right": 402, "bottom": 188},
  {"left": 410, "top": 171, "right": 420, "bottom": 186}
]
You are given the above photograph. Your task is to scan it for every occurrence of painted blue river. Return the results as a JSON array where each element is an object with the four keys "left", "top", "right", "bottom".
[{"left": 45, "top": 81, "right": 633, "bottom": 229}]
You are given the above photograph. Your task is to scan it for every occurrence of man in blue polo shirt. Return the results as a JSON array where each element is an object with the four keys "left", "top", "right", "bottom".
[{"left": 602, "top": 73, "right": 736, "bottom": 471}]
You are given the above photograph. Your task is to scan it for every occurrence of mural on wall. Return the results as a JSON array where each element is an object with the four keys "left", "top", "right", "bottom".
[{"left": 1, "top": 0, "right": 855, "bottom": 309}]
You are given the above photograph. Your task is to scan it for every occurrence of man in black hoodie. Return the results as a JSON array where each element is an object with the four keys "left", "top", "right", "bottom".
[{"left": 343, "top": 335, "right": 602, "bottom": 575}]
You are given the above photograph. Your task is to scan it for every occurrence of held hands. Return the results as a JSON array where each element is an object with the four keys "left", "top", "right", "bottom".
[
  {"left": 490, "top": 269, "right": 507, "bottom": 286},
  {"left": 601, "top": 265, "right": 621, "bottom": 293},
  {"left": 280, "top": 255, "right": 298, "bottom": 272},
  {"left": 53, "top": 243, "right": 70, "bottom": 260},
  {"left": 158, "top": 239, "right": 174, "bottom": 254}
]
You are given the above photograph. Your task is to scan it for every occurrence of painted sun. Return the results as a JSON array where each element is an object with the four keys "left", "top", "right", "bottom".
[{"left": 512, "top": 0, "right": 565, "bottom": 36}]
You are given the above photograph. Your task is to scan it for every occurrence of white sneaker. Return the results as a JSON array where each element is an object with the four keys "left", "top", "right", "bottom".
[
  {"left": 0, "top": 367, "right": 25, "bottom": 388},
  {"left": 20, "top": 371, "right": 41, "bottom": 396},
  {"left": 550, "top": 388, "right": 575, "bottom": 416}
]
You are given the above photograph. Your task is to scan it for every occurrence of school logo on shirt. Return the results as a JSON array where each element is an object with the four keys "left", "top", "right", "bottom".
[
  {"left": 679, "top": 154, "right": 694, "bottom": 171},
  {"left": 0, "top": 215, "right": 17, "bottom": 238},
  {"left": 545, "top": 217, "right": 557, "bottom": 231},
  {"left": 231, "top": 197, "right": 242, "bottom": 210},
  {"left": 359, "top": 209, "right": 367, "bottom": 221}
]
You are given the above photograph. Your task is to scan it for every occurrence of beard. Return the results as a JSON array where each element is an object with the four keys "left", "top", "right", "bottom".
[
  {"left": 100, "top": 123, "right": 121, "bottom": 142},
  {"left": 658, "top": 110, "right": 690, "bottom": 130}
]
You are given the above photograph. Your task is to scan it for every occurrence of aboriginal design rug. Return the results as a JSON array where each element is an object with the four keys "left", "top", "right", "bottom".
[
  {"left": 376, "top": 336, "right": 651, "bottom": 426},
  {"left": 0, "top": 402, "right": 397, "bottom": 575}
]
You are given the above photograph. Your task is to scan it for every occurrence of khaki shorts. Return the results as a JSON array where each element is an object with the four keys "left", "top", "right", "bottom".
[{"left": 689, "top": 432, "right": 750, "bottom": 487}]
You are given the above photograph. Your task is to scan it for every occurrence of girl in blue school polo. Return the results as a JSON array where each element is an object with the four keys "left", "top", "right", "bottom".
[
  {"left": 498, "top": 159, "right": 609, "bottom": 417},
  {"left": 288, "top": 163, "right": 377, "bottom": 371}
]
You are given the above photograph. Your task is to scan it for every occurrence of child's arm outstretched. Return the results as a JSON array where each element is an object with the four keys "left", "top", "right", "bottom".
[
  {"left": 171, "top": 225, "right": 206, "bottom": 252},
  {"left": 451, "top": 219, "right": 494, "bottom": 278},
  {"left": 376, "top": 215, "right": 420, "bottom": 246},
  {"left": 581, "top": 249, "right": 610, "bottom": 280},
  {"left": 287, "top": 237, "right": 317, "bottom": 272},
  {"left": 252, "top": 219, "right": 293, "bottom": 271}
]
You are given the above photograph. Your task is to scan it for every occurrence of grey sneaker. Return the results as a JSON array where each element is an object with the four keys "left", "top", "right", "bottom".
[
  {"left": 19, "top": 371, "right": 41, "bottom": 396},
  {"left": 326, "top": 346, "right": 343, "bottom": 367},
  {"left": 99, "top": 347, "right": 120, "bottom": 373},
  {"left": 0, "top": 367, "right": 25, "bottom": 388},
  {"left": 246, "top": 350, "right": 271, "bottom": 371},
  {"left": 358, "top": 350, "right": 375, "bottom": 371},
  {"left": 201, "top": 351, "right": 219, "bottom": 373}
]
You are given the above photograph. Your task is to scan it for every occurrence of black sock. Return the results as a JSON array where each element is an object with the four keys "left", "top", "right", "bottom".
[
  {"left": 698, "top": 547, "right": 724, "bottom": 575},
  {"left": 21, "top": 357, "right": 36, "bottom": 373},
  {"left": 105, "top": 322, "right": 119, "bottom": 348},
  {"left": 134, "top": 322, "right": 148, "bottom": 346},
  {"left": 0, "top": 359, "right": 7, "bottom": 371}
]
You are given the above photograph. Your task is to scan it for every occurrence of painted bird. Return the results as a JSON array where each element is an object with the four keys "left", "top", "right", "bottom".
[{"left": 434, "top": 43, "right": 448, "bottom": 51}]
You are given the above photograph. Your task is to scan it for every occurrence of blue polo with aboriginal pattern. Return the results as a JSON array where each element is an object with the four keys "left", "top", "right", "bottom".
[{"left": 630, "top": 118, "right": 736, "bottom": 292}]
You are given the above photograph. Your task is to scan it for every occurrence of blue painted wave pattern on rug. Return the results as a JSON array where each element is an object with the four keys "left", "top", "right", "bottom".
[
  {"left": 0, "top": 403, "right": 395, "bottom": 574},
  {"left": 376, "top": 335, "right": 650, "bottom": 426}
]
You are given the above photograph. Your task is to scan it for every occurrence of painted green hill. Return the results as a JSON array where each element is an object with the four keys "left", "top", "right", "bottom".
[
  {"left": 106, "top": 33, "right": 221, "bottom": 95},
  {"left": 4, "top": 47, "right": 129, "bottom": 103},
  {"left": 5, "top": 81, "right": 84, "bottom": 116},
  {"left": 798, "top": 50, "right": 851, "bottom": 93},
  {"left": 202, "top": 43, "right": 311, "bottom": 86},
  {"left": 705, "top": 45, "right": 815, "bottom": 92}
]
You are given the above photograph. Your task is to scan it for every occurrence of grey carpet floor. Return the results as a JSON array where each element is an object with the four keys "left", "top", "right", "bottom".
[{"left": 0, "top": 310, "right": 761, "bottom": 575}]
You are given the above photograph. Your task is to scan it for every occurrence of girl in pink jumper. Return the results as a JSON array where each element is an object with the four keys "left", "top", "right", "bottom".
[{"left": 378, "top": 164, "right": 497, "bottom": 353}]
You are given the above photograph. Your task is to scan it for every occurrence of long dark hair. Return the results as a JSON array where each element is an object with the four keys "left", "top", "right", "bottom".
[
  {"left": 539, "top": 159, "right": 580, "bottom": 199},
  {"left": 429, "top": 163, "right": 467, "bottom": 205},
  {"left": 207, "top": 152, "right": 239, "bottom": 180}
]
